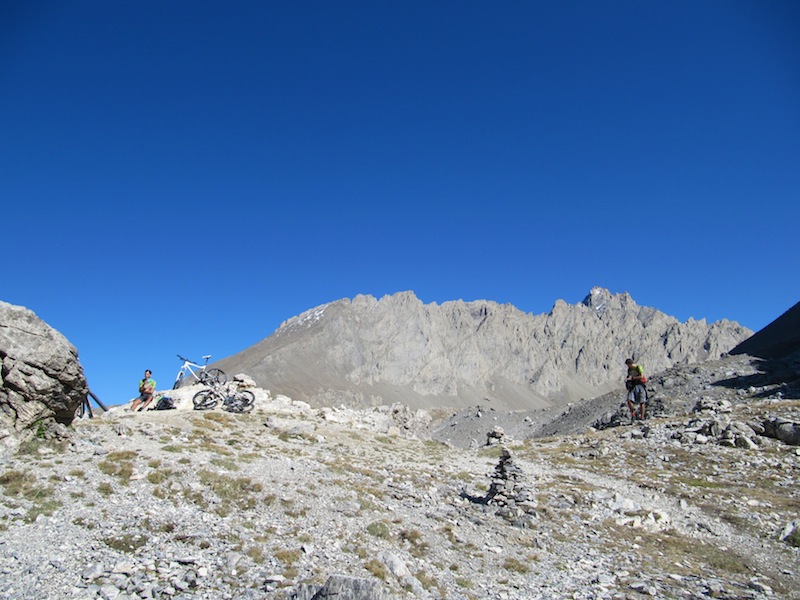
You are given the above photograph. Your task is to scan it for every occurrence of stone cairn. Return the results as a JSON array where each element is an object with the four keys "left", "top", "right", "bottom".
[{"left": 484, "top": 445, "right": 538, "bottom": 527}]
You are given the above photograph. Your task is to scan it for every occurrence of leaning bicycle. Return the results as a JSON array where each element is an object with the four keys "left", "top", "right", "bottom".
[
  {"left": 173, "top": 354, "right": 227, "bottom": 389},
  {"left": 192, "top": 384, "right": 255, "bottom": 413}
]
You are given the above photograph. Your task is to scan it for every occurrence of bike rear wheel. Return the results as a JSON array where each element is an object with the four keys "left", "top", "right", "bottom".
[
  {"left": 200, "top": 368, "right": 227, "bottom": 387},
  {"left": 225, "top": 390, "right": 255, "bottom": 413},
  {"left": 192, "top": 389, "right": 218, "bottom": 410}
]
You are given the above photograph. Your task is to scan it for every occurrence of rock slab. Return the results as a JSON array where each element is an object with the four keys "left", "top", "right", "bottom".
[{"left": 0, "top": 300, "right": 88, "bottom": 451}]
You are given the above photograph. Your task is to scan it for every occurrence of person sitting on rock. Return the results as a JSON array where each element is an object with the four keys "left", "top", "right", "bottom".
[
  {"left": 132, "top": 369, "right": 156, "bottom": 412},
  {"left": 625, "top": 358, "right": 647, "bottom": 421}
]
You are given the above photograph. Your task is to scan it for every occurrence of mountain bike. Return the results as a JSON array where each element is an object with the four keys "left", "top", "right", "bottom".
[
  {"left": 192, "top": 383, "right": 255, "bottom": 413},
  {"left": 173, "top": 354, "right": 227, "bottom": 389}
]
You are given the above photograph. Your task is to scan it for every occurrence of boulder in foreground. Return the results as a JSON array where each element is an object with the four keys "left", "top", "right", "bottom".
[{"left": 0, "top": 300, "right": 88, "bottom": 453}]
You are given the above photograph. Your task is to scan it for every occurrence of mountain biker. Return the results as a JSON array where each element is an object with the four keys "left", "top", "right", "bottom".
[
  {"left": 132, "top": 370, "right": 156, "bottom": 412},
  {"left": 625, "top": 358, "right": 647, "bottom": 421}
]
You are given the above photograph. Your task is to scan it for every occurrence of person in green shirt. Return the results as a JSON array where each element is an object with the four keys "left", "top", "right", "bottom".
[
  {"left": 625, "top": 358, "right": 647, "bottom": 421},
  {"left": 132, "top": 370, "right": 156, "bottom": 412}
]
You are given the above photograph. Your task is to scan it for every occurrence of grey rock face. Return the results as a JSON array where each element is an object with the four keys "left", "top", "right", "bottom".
[
  {"left": 0, "top": 301, "right": 88, "bottom": 450},
  {"left": 286, "top": 575, "right": 387, "bottom": 600},
  {"left": 216, "top": 287, "right": 751, "bottom": 411}
]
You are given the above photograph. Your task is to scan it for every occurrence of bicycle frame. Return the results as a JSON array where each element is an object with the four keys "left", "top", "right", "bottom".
[{"left": 174, "top": 354, "right": 212, "bottom": 387}]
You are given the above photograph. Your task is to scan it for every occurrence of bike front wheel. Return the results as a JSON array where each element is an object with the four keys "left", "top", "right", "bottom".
[
  {"left": 200, "top": 368, "right": 227, "bottom": 387},
  {"left": 192, "top": 389, "right": 218, "bottom": 410},
  {"left": 225, "top": 390, "right": 255, "bottom": 413}
]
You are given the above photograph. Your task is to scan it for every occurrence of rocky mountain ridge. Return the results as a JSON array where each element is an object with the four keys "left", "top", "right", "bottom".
[{"left": 214, "top": 287, "right": 751, "bottom": 412}]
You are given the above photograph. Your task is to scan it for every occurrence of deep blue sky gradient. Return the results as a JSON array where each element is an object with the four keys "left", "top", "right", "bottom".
[{"left": 3, "top": 1, "right": 799, "bottom": 405}]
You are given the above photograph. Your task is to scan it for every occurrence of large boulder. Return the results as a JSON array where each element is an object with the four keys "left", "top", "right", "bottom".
[{"left": 0, "top": 300, "right": 89, "bottom": 451}]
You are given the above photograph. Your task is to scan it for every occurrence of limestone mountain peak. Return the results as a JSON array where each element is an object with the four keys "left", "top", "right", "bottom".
[{"left": 215, "top": 288, "right": 752, "bottom": 412}]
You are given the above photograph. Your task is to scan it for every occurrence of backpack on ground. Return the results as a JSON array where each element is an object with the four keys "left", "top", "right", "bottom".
[{"left": 155, "top": 396, "right": 176, "bottom": 410}]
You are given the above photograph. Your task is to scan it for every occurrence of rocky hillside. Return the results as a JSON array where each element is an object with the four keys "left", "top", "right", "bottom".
[
  {"left": 0, "top": 350, "right": 798, "bottom": 599},
  {"left": 214, "top": 288, "right": 751, "bottom": 412},
  {"left": 732, "top": 300, "right": 800, "bottom": 360}
]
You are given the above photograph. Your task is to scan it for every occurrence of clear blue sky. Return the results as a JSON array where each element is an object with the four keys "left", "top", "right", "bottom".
[{"left": 3, "top": 1, "right": 798, "bottom": 406}]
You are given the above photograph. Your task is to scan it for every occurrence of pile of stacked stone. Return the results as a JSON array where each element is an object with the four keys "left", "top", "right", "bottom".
[
  {"left": 484, "top": 446, "right": 538, "bottom": 527},
  {"left": 485, "top": 425, "right": 505, "bottom": 446}
]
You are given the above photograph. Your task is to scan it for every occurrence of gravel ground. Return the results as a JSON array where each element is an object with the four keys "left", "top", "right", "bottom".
[{"left": 0, "top": 353, "right": 798, "bottom": 599}]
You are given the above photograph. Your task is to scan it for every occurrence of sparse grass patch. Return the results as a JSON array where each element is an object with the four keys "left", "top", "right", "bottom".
[
  {"left": 674, "top": 476, "right": 724, "bottom": 489},
  {"left": 210, "top": 457, "right": 239, "bottom": 471},
  {"left": 599, "top": 519, "right": 753, "bottom": 580},
  {"left": 347, "top": 544, "right": 369, "bottom": 559},
  {"left": 97, "top": 454, "right": 135, "bottom": 484},
  {"left": 359, "top": 498, "right": 379, "bottom": 512},
  {"left": 414, "top": 569, "right": 441, "bottom": 594},
  {"left": 191, "top": 439, "right": 233, "bottom": 456},
  {"left": 246, "top": 545, "right": 266, "bottom": 563},
  {"left": 192, "top": 418, "right": 224, "bottom": 431},
  {"left": 366, "top": 521, "right": 390, "bottom": 538},
  {"left": 15, "top": 439, "right": 44, "bottom": 456},
  {"left": 102, "top": 533, "right": 149, "bottom": 553},
  {"left": 146, "top": 467, "right": 175, "bottom": 485},
  {"left": 399, "top": 528, "right": 422, "bottom": 544},
  {"left": 503, "top": 557, "right": 529, "bottom": 573},
  {"left": 0, "top": 469, "right": 60, "bottom": 520},
  {"left": 203, "top": 412, "right": 232, "bottom": 424},
  {"left": 25, "top": 498, "right": 61, "bottom": 522},
  {"left": 160, "top": 522, "right": 177, "bottom": 533},
  {"left": 198, "top": 470, "right": 263, "bottom": 512},
  {"left": 441, "top": 524, "right": 458, "bottom": 545},
  {"left": 108, "top": 450, "right": 138, "bottom": 461},
  {"left": 274, "top": 548, "right": 301, "bottom": 566},
  {"left": 400, "top": 528, "right": 429, "bottom": 557},
  {"left": 0, "top": 470, "right": 38, "bottom": 498},
  {"left": 97, "top": 482, "right": 114, "bottom": 496},
  {"left": 73, "top": 516, "right": 96, "bottom": 529},
  {"left": 364, "top": 559, "right": 388, "bottom": 580},
  {"left": 285, "top": 505, "right": 309, "bottom": 518}
]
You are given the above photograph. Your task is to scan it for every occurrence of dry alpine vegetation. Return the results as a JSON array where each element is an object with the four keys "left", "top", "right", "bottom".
[{"left": 1, "top": 355, "right": 799, "bottom": 600}]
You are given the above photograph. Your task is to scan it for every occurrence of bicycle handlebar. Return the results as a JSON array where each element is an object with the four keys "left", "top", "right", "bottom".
[{"left": 177, "top": 354, "right": 190, "bottom": 362}]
